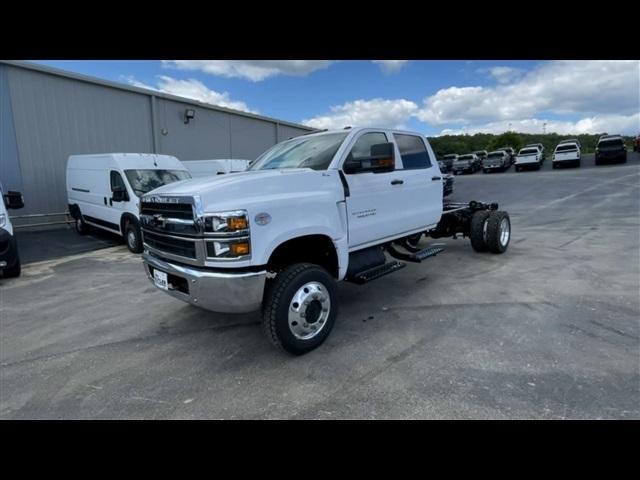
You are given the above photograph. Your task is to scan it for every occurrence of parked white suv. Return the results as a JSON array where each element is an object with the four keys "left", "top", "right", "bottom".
[
  {"left": 140, "top": 128, "right": 511, "bottom": 354},
  {"left": 552, "top": 142, "right": 581, "bottom": 168},
  {"left": 66, "top": 153, "right": 191, "bottom": 252}
]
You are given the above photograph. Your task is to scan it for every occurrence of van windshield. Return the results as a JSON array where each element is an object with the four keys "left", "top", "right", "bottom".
[
  {"left": 124, "top": 169, "right": 191, "bottom": 196},
  {"left": 249, "top": 132, "right": 349, "bottom": 171}
]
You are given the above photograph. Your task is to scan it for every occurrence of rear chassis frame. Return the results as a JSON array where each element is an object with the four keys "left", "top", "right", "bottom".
[{"left": 425, "top": 201, "right": 499, "bottom": 240}]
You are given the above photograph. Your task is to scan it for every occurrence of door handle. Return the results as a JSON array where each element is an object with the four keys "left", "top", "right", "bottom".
[
  {"left": 109, "top": 198, "right": 113, "bottom": 206},
  {"left": 103, "top": 197, "right": 107, "bottom": 205},
  {"left": 431, "top": 176, "right": 442, "bottom": 181},
  {"left": 391, "top": 179, "right": 404, "bottom": 185}
]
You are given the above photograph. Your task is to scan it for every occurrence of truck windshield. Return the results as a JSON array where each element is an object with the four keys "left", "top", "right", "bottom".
[
  {"left": 487, "top": 153, "right": 503, "bottom": 159},
  {"left": 457, "top": 155, "right": 473, "bottom": 160},
  {"left": 124, "top": 169, "right": 192, "bottom": 196},
  {"left": 519, "top": 149, "right": 538, "bottom": 155},
  {"left": 249, "top": 132, "right": 349, "bottom": 171}
]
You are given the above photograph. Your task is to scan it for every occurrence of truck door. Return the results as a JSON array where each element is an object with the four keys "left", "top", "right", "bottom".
[
  {"left": 389, "top": 133, "right": 442, "bottom": 232},
  {"left": 343, "top": 131, "right": 407, "bottom": 249}
]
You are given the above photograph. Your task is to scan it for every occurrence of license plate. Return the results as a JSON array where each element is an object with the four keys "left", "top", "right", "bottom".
[{"left": 153, "top": 269, "right": 169, "bottom": 290}]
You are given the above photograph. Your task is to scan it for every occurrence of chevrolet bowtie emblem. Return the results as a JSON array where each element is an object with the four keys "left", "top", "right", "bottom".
[{"left": 153, "top": 214, "right": 166, "bottom": 227}]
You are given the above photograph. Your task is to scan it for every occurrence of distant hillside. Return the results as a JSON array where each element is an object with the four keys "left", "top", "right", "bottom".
[{"left": 428, "top": 132, "right": 635, "bottom": 157}]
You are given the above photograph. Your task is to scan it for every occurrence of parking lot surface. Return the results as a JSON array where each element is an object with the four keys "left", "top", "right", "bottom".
[{"left": 1, "top": 153, "right": 639, "bottom": 419}]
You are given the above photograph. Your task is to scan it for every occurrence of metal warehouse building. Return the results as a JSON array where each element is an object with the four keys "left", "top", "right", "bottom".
[{"left": 0, "top": 60, "right": 314, "bottom": 228}]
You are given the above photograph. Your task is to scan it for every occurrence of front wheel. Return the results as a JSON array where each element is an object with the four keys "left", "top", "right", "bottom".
[
  {"left": 124, "top": 221, "right": 143, "bottom": 253},
  {"left": 262, "top": 263, "right": 338, "bottom": 355},
  {"left": 485, "top": 211, "right": 511, "bottom": 254},
  {"left": 3, "top": 257, "right": 21, "bottom": 278}
]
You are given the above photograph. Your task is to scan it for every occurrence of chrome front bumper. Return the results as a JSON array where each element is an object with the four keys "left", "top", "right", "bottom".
[{"left": 142, "top": 252, "right": 266, "bottom": 313}]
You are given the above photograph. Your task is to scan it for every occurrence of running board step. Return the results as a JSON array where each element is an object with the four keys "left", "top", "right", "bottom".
[
  {"left": 387, "top": 244, "right": 446, "bottom": 263},
  {"left": 349, "top": 261, "right": 406, "bottom": 285}
]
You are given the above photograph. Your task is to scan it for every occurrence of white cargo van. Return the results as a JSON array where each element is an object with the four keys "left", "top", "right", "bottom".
[
  {"left": 183, "top": 159, "right": 250, "bottom": 178},
  {"left": 66, "top": 153, "right": 191, "bottom": 253},
  {"left": 0, "top": 185, "right": 24, "bottom": 278}
]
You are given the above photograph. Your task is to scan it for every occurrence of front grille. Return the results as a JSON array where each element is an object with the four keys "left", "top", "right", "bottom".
[
  {"left": 140, "top": 201, "right": 194, "bottom": 220},
  {"left": 143, "top": 230, "right": 197, "bottom": 259}
]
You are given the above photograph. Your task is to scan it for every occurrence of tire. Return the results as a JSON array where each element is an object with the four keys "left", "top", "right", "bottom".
[
  {"left": 262, "top": 263, "right": 338, "bottom": 355},
  {"left": 485, "top": 211, "right": 511, "bottom": 254},
  {"left": 515, "top": 166, "right": 520, "bottom": 172},
  {"left": 406, "top": 233, "right": 422, "bottom": 247},
  {"left": 124, "top": 220, "right": 143, "bottom": 253},
  {"left": 3, "top": 257, "right": 21, "bottom": 278},
  {"left": 470, "top": 210, "right": 491, "bottom": 252},
  {"left": 75, "top": 214, "right": 88, "bottom": 235},
  {"left": 483, "top": 169, "right": 488, "bottom": 174}
]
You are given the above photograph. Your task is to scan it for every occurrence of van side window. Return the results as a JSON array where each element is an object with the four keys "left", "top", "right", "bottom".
[
  {"left": 347, "top": 132, "right": 388, "bottom": 161},
  {"left": 110, "top": 171, "right": 126, "bottom": 191},
  {"left": 393, "top": 134, "right": 432, "bottom": 169}
]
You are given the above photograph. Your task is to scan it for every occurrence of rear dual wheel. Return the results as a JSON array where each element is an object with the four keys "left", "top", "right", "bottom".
[{"left": 470, "top": 210, "right": 510, "bottom": 254}]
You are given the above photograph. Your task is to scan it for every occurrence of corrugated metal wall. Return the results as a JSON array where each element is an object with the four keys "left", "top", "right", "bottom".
[{"left": 0, "top": 63, "right": 312, "bottom": 228}]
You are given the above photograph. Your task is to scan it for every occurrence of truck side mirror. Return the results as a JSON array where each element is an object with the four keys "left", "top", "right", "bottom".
[
  {"left": 343, "top": 142, "right": 395, "bottom": 174},
  {"left": 3, "top": 191, "right": 24, "bottom": 209},
  {"left": 112, "top": 187, "right": 128, "bottom": 202}
]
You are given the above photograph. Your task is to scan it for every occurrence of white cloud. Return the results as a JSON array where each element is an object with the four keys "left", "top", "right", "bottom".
[
  {"left": 125, "top": 76, "right": 256, "bottom": 113},
  {"left": 161, "top": 60, "right": 333, "bottom": 82},
  {"left": 478, "top": 66, "right": 524, "bottom": 83},
  {"left": 417, "top": 61, "right": 640, "bottom": 125},
  {"left": 438, "top": 113, "right": 640, "bottom": 136},
  {"left": 302, "top": 98, "right": 418, "bottom": 130},
  {"left": 372, "top": 60, "right": 409, "bottom": 74}
]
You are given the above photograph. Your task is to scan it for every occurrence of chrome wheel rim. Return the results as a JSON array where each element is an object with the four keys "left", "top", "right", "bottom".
[
  {"left": 500, "top": 218, "right": 510, "bottom": 246},
  {"left": 288, "top": 281, "right": 331, "bottom": 340},
  {"left": 77, "top": 217, "right": 83, "bottom": 230},
  {"left": 127, "top": 230, "right": 137, "bottom": 249}
]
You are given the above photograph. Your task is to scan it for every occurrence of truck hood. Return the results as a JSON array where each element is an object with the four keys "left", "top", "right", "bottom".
[{"left": 145, "top": 168, "right": 343, "bottom": 213}]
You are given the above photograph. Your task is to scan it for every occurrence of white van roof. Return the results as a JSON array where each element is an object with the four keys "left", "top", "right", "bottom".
[{"left": 67, "top": 153, "right": 187, "bottom": 171}]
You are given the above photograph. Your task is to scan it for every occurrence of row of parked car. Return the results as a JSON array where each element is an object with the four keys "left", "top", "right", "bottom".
[{"left": 438, "top": 134, "right": 629, "bottom": 175}]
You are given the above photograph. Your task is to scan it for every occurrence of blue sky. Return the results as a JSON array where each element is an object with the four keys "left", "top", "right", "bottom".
[{"left": 35, "top": 60, "right": 640, "bottom": 136}]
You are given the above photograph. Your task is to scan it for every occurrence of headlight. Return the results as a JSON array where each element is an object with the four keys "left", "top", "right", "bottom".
[
  {"left": 206, "top": 238, "right": 250, "bottom": 258},
  {"left": 202, "top": 210, "right": 250, "bottom": 259},
  {"left": 203, "top": 210, "right": 249, "bottom": 233},
  {"left": 0, "top": 213, "right": 6, "bottom": 229}
]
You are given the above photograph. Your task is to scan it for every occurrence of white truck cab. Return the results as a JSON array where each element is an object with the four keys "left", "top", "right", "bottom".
[
  {"left": 66, "top": 153, "right": 191, "bottom": 252},
  {"left": 515, "top": 146, "right": 543, "bottom": 172},
  {"left": 140, "top": 127, "right": 512, "bottom": 354},
  {"left": 0, "top": 185, "right": 25, "bottom": 278},
  {"left": 183, "top": 159, "right": 251, "bottom": 178}
]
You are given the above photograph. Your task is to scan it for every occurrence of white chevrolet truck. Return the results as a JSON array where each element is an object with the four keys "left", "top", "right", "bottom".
[{"left": 140, "top": 128, "right": 511, "bottom": 354}]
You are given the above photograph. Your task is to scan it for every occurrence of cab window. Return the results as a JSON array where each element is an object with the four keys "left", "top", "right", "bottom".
[
  {"left": 110, "top": 171, "right": 126, "bottom": 191},
  {"left": 347, "top": 132, "right": 388, "bottom": 162},
  {"left": 393, "top": 134, "right": 432, "bottom": 169}
]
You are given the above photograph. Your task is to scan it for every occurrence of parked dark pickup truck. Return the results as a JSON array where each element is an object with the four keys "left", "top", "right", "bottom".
[{"left": 595, "top": 136, "right": 627, "bottom": 165}]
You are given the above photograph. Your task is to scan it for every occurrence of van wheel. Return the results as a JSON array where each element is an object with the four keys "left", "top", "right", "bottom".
[
  {"left": 75, "top": 215, "right": 88, "bottom": 235},
  {"left": 3, "top": 257, "right": 21, "bottom": 278},
  {"left": 470, "top": 210, "right": 491, "bottom": 252},
  {"left": 485, "top": 211, "right": 511, "bottom": 254},
  {"left": 262, "top": 263, "right": 338, "bottom": 355},
  {"left": 125, "top": 221, "right": 143, "bottom": 253}
]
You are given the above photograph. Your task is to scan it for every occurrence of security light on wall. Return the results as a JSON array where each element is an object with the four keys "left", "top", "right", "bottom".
[{"left": 184, "top": 109, "right": 196, "bottom": 124}]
